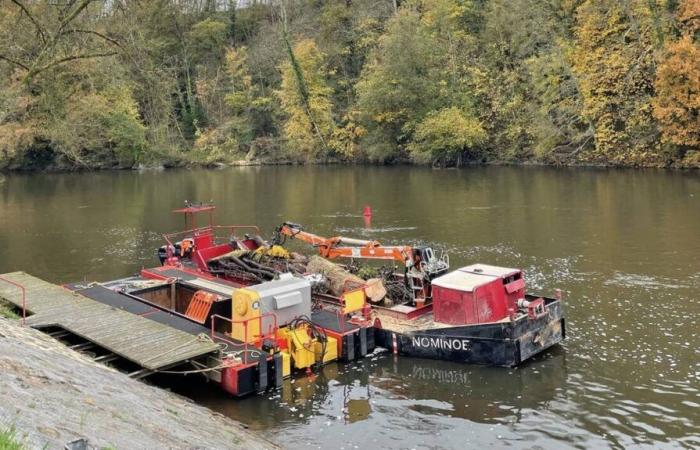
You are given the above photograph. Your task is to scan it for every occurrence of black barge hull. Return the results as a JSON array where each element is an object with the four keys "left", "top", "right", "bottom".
[{"left": 374, "top": 297, "right": 565, "bottom": 367}]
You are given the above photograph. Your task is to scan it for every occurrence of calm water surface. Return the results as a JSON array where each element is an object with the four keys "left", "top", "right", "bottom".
[{"left": 1, "top": 166, "right": 699, "bottom": 449}]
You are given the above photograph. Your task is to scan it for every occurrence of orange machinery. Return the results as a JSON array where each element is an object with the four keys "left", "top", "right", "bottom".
[{"left": 273, "top": 222, "right": 450, "bottom": 302}]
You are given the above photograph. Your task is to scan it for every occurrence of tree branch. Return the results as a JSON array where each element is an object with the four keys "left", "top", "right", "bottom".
[
  {"left": 62, "top": 29, "right": 123, "bottom": 48},
  {"left": 0, "top": 54, "right": 30, "bottom": 71},
  {"left": 56, "top": 0, "right": 97, "bottom": 37},
  {"left": 10, "top": 0, "right": 47, "bottom": 44},
  {"left": 28, "top": 51, "right": 117, "bottom": 78}
]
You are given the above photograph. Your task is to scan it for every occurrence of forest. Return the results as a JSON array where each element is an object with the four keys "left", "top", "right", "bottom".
[{"left": 0, "top": 0, "right": 698, "bottom": 170}]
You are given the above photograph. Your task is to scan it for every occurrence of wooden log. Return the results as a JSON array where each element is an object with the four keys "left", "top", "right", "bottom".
[{"left": 306, "top": 256, "right": 386, "bottom": 302}]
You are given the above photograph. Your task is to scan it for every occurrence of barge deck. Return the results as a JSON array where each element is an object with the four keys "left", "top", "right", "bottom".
[{"left": 0, "top": 271, "right": 220, "bottom": 373}]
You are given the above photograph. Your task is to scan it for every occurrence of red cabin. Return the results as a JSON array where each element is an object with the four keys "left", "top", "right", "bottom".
[{"left": 431, "top": 264, "right": 526, "bottom": 326}]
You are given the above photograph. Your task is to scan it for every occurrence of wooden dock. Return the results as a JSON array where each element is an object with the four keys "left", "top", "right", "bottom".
[{"left": 0, "top": 272, "right": 220, "bottom": 371}]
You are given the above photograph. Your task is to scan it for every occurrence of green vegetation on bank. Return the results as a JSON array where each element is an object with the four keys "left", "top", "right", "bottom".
[
  {"left": 0, "top": 426, "right": 25, "bottom": 450},
  {"left": 0, "top": 0, "right": 698, "bottom": 170},
  {"left": 0, "top": 299, "right": 20, "bottom": 320}
]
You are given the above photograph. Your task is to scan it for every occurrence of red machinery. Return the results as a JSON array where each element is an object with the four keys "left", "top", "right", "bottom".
[
  {"left": 430, "top": 264, "right": 548, "bottom": 326},
  {"left": 158, "top": 202, "right": 262, "bottom": 271}
]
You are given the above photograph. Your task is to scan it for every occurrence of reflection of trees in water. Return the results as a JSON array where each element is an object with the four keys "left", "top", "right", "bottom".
[{"left": 369, "top": 347, "right": 568, "bottom": 424}]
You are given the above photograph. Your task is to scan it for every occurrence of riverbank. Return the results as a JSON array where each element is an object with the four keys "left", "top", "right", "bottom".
[
  {"left": 1, "top": 154, "right": 699, "bottom": 174},
  {"left": 0, "top": 318, "right": 278, "bottom": 449}
]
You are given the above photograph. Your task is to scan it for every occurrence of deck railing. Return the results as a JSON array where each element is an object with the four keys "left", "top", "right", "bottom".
[
  {"left": 210, "top": 313, "right": 278, "bottom": 365},
  {"left": 162, "top": 225, "right": 262, "bottom": 258}
]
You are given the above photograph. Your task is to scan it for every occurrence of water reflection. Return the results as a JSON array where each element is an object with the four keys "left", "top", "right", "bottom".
[{"left": 2, "top": 166, "right": 699, "bottom": 448}]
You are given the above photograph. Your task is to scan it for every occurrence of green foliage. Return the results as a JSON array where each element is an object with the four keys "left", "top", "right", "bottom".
[
  {"left": 0, "top": 300, "right": 20, "bottom": 320},
  {"left": 0, "top": 425, "right": 24, "bottom": 450},
  {"left": 45, "top": 86, "right": 147, "bottom": 167},
  {"left": 0, "top": 0, "right": 697, "bottom": 169},
  {"left": 278, "top": 38, "right": 336, "bottom": 157},
  {"left": 188, "top": 19, "right": 228, "bottom": 66},
  {"left": 355, "top": 6, "right": 443, "bottom": 161},
  {"left": 571, "top": 0, "right": 666, "bottom": 165},
  {"left": 409, "top": 107, "right": 486, "bottom": 165}
]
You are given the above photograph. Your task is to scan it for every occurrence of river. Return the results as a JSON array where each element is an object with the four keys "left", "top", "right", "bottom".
[{"left": 1, "top": 165, "right": 698, "bottom": 449}]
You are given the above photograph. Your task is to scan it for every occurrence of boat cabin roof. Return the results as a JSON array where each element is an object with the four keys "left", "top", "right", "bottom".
[
  {"left": 460, "top": 264, "right": 520, "bottom": 278},
  {"left": 431, "top": 269, "right": 498, "bottom": 292}
]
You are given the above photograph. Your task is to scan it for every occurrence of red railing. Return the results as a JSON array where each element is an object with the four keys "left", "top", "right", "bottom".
[
  {"left": 210, "top": 313, "right": 278, "bottom": 365},
  {"left": 0, "top": 276, "right": 26, "bottom": 326},
  {"left": 163, "top": 225, "right": 262, "bottom": 258}
]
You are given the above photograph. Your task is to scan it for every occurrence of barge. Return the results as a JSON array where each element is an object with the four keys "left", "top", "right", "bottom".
[
  {"left": 0, "top": 202, "right": 565, "bottom": 399},
  {"left": 157, "top": 204, "right": 565, "bottom": 370}
]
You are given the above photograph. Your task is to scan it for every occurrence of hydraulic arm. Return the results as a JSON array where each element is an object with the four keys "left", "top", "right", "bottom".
[{"left": 273, "top": 222, "right": 448, "bottom": 278}]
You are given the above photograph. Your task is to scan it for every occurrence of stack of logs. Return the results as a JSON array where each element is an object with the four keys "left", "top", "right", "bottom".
[{"left": 208, "top": 247, "right": 393, "bottom": 303}]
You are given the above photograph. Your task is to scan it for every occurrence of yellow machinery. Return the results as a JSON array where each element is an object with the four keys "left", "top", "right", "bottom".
[
  {"left": 232, "top": 281, "right": 338, "bottom": 373},
  {"left": 278, "top": 324, "right": 338, "bottom": 371},
  {"left": 341, "top": 288, "right": 366, "bottom": 315},
  {"left": 231, "top": 288, "right": 261, "bottom": 343}
]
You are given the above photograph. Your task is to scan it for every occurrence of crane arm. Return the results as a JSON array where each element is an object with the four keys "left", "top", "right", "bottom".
[{"left": 274, "top": 222, "right": 414, "bottom": 266}]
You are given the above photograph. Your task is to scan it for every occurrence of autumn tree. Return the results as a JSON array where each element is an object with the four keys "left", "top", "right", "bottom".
[
  {"left": 653, "top": 0, "right": 700, "bottom": 162},
  {"left": 356, "top": 0, "right": 477, "bottom": 162},
  {"left": 408, "top": 107, "right": 486, "bottom": 166},
  {"left": 278, "top": 38, "right": 336, "bottom": 157},
  {"left": 571, "top": 0, "right": 661, "bottom": 165}
]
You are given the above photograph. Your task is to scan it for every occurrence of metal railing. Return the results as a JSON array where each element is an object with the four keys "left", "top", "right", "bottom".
[
  {"left": 210, "top": 312, "right": 278, "bottom": 365},
  {"left": 162, "top": 225, "right": 263, "bottom": 258},
  {"left": 0, "top": 276, "right": 26, "bottom": 326}
]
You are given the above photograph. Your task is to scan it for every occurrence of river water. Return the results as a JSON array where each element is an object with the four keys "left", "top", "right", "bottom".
[{"left": 1, "top": 166, "right": 698, "bottom": 449}]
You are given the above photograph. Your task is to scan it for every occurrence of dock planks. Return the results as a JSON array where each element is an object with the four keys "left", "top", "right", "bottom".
[{"left": 0, "top": 272, "right": 219, "bottom": 371}]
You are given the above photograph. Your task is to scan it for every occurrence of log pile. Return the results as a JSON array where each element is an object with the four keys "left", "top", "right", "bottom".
[{"left": 209, "top": 245, "right": 391, "bottom": 303}]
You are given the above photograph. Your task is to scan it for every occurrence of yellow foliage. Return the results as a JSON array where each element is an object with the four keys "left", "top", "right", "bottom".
[
  {"left": 278, "top": 39, "right": 340, "bottom": 157},
  {"left": 653, "top": 35, "right": 700, "bottom": 149},
  {"left": 408, "top": 107, "right": 486, "bottom": 164},
  {"left": 0, "top": 122, "right": 38, "bottom": 161},
  {"left": 679, "top": 0, "right": 700, "bottom": 33},
  {"left": 572, "top": 0, "right": 660, "bottom": 164},
  {"left": 255, "top": 245, "right": 290, "bottom": 259}
]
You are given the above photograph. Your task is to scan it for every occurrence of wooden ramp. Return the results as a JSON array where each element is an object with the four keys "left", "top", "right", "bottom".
[{"left": 0, "top": 272, "right": 219, "bottom": 371}]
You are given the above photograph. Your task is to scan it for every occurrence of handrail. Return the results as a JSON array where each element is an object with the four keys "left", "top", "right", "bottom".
[
  {"left": 0, "top": 276, "right": 26, "bottom": 326},
  {"left": 163, "top": 225, "right": 262, "bottom": 251},
  {"left": 210, "top": 313, "right": 278, "bottom": 365}
]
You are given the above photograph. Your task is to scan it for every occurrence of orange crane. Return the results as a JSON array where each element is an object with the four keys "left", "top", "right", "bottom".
[{"left": 273, "top": 222, "right": 450, "bottom": 293}]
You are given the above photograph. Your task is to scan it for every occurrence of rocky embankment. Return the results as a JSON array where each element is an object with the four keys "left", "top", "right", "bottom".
[{"left": 0, "top": 318, "right": 278, "bottom": 449}]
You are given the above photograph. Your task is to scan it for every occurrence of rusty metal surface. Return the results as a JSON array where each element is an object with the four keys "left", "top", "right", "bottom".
[{"left": 0, "top": 271, "right": 219, "bottom": 370}]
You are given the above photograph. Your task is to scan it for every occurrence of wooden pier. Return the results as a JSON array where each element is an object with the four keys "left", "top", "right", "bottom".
[{"left": 0, "top": 272, "right": 220, "bottom": 372}]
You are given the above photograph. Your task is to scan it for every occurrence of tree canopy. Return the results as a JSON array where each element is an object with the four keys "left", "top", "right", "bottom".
[{"left": 0, "top": 0, "right": 698, "bottom": 169}]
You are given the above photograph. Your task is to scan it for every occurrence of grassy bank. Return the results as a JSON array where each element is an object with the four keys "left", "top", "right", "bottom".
[{"left": 0, "top": 427, "right": 24, "bottom": 450}]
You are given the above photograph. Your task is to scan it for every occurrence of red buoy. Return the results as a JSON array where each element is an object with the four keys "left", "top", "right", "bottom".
[{"left": 363, "top": 205, "right": 372, "bottom": 217}]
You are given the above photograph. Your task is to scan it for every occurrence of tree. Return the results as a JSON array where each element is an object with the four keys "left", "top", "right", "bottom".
[
  {"left": 653, "top": 35, "right": 700, "bottom": 150},
  {"left": 278, "top": 38, "right": 336, "bottom": 157},
  {"left": 653, "top": 0, "right": 700, "bottom": 157},
  {"left": 408, "top": 107, "right": 486, "bottom": 166},
  {"left": 355, "top": 3, "right": 453, "bottom": 161},
  {"left": 0, "top": 0, "right": 120, "bottom": 84},
  {"left": 571, "top": 0, "right": 661, "bottom": 165}
]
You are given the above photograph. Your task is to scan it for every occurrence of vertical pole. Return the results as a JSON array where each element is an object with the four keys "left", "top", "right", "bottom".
[
  {"left": 244, "top": 321, "right": 248, "bottom": 364},
  {"left": 21, "top": 286, "right": 26, "bottom": 326},
  {"left": 170, "top": 281, "right": 176, "bottom": 311}
]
